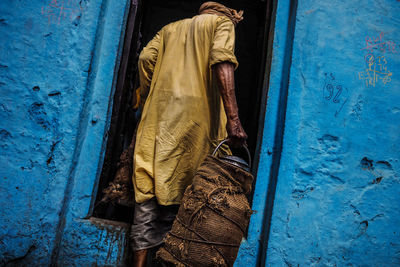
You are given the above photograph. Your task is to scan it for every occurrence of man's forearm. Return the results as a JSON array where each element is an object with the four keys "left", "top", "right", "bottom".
[
  {"left": 213, "top": 62, "right": 247, "bottom": 146},
  {"left": 214, "top": 62, "right": 239, "bottom": 120}
]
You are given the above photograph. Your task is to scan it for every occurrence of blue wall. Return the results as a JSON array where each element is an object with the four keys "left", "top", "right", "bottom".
[
  {"left": 237, "top": 0, "right": 400, "bottom": 266},
  {"left": 0, "top": 0, "right": 130, "bottom": 265},
  {"left": 267, "top": 0, "right": 400, "bottom": 265},
  {"left": 1, "top": 0, "right": 399, "bottom": 266}
]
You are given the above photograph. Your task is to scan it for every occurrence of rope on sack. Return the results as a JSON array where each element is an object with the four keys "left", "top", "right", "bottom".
[{"left": 172, "top": 216, "right": 233, "bottom": 266}]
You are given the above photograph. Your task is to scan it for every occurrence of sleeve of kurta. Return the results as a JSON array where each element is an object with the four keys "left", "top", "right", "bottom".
[
  {"left": 138, "top": 31, "right": 161, "bottom": 107},
  {"left": 209, "top": 16, "right": 239, "bottom": 69}
]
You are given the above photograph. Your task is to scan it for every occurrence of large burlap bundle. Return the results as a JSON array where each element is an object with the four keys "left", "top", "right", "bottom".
[{"left": 157, "top": 155, "right": 253, "bottom": 267}]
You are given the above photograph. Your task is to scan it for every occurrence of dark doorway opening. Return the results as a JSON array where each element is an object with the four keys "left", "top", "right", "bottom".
[{"left": 92, "top": 0, "right": 274, "bottom": 223}]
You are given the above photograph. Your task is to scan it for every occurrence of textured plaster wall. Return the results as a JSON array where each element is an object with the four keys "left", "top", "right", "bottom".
[
  {"left": 236, "top": 0, "right": 400, "bottom": 266},
  {"left": 265, "top": 0, "right": 400, "bottom": 266},
  {"left": 0, "top": 0, "right": 130, "bottom": 265}
]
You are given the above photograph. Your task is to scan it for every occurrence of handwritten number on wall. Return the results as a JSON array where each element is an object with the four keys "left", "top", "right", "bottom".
[
  {"left": 41, "top": 0, "right": 82, "bottom": 25},
  {"left": 358, "top": 32, "right": 395, "bottom": 87},
  {"left": 324, "top": 84, "right": 334, "bottom": 101},
  {"left": 333, "top": 85, "right": 342, "bottom": 103},
  {"left": 323, "top": 73, "right": 348, "bottom": 117}
]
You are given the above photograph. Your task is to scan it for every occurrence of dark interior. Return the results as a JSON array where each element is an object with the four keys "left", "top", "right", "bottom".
[{"left": 92, "top": 0, "right": 271, "bottom": 223}]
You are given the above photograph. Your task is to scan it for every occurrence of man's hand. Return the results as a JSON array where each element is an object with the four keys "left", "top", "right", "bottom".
[
  {"left": 213, "top": 62, "right": 248, "bottom": 148},
  {"left": 226, "top": 116, "right": 247, "bottom": 148}
]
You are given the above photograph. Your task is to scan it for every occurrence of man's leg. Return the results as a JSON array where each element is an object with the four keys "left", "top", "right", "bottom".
[
  {"left": 154, "top": 204, "right": 179, "bottom": 266},
  {"left": 133, "top": 249, "right": 148, "bottom": 267},
  {"left": 156, "top": 204, "right": 179, "bottom": 240},
  {"left": 130, "top": 198, "right": 164, "bottom": 267}
]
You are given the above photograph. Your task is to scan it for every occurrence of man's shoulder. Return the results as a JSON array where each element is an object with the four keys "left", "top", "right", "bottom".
[
  {"left": 162, "top": 14, "right": 226, "bottom": 30},
  {"left": 196, "top": 14, "right": 231, "bottom": 24},
  {"left": 160, "top": 14, "right": 231, "bottom": 36},
  {"left": 162, "top": 17, "right": 193, "bottom": 31}
]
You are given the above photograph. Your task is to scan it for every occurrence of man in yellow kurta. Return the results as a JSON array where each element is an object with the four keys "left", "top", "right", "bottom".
[{"left": 131, "top": 2, "right": 247, "bottom": 266}]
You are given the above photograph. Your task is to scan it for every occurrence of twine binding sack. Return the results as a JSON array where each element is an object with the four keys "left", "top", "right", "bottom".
[{"left": 157, "top": 140, "right": 254, "bottom": 267}]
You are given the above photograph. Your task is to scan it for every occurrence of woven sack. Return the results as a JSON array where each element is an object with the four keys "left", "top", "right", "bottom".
[{"left": 157, "top": 155, "right": 253, "bottom": 266}]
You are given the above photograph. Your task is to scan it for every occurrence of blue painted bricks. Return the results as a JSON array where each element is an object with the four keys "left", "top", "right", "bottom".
[{"left": 1, "top": 0, "right": 399, "bottom": 266}]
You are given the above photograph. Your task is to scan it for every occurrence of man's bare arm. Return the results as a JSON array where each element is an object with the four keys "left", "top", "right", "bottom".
[{"left": 213, "top": 62, "right": 247, "bottom": 147}]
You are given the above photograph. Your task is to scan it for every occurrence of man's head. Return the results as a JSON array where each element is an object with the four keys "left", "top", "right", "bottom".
[{"left": 199, "top": 2, "right": 244, "bottom": 26}]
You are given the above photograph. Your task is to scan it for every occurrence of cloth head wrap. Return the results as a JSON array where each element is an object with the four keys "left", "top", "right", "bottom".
[{"left": 199, "top": 1, "right": 244, "bottom": 25}]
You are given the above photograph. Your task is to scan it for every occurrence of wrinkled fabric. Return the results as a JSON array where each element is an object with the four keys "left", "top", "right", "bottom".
[
  {"left": 130, "top": 198, "right": 179, "bottom": 250},
  {"left": 133, "top": 14, "right": 238, "bottom": 205}
]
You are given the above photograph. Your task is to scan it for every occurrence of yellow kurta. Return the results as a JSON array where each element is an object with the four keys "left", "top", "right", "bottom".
[{"left": 133, "top": 14, "right": 238, "bottom": 205}]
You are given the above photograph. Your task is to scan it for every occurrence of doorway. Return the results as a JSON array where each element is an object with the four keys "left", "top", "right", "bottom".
[{"left": 92, "top": 0, "right": 273, "bottom": 223}]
